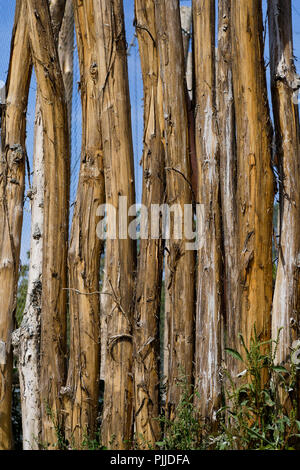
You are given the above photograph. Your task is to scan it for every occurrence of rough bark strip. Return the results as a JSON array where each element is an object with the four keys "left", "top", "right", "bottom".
[
  {"left": 0, "top": 0, "right": 32, "bottom": 449},
  {"left": 163, "top": 4, "right": 193, "bottom": 408},
  {"left": 268, "top": 0, "right": 300, "bottom": 409},
  {"left": 230, "top": 0, "right": 274, "bottom": 369},
  {"left": 93, "top": 0, "right": 136, "bottom": 450},
  {"left": 133, "top": 0, "right": 165, "bottom": 448},
  {"left": 155, "top": 0, "right": 195, "bottom": 420},
  {"left": 26, "top": 0, "right": 70, "bottom": 448},
  {"left": 12, "top": 103, "right": 44, "bottom": 451},
  {"left": 61, "top": 0, "right": 105, "bottom": 447},
  {"left": 217, "top": 0, "right": 238, "bottom": 384},
  {"left": 193, "top": 0, "right": 223, "bottom": 425},
  {"left": 12, "top": 0, "right": 70, "bottom": 450}
]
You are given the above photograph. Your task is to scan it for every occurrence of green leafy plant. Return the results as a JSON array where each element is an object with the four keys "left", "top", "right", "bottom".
[
  {"left": 79, "top": 428, "right": 106, "bottom": 450},
  {"left": 156, "top": 374, "right": 202, "bottom": 450},
  {"left": 207, "top": 328, "right": 300, "bottom": 450},
  {"left": 16, "top": 255, "right": 29, "bottom": 326},
  {"left": 32, "top": 330, "right": 300, "bottom": 451}
]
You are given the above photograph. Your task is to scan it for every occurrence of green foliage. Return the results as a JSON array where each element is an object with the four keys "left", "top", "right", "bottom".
[
  {"left": 78, "top": 429, "right": 106, "bottom": 451},
  {"left": 156, "top": 329, "right": 299, "bottom": 451},
  {"left": 43, "top": 402, "right": 68, "bottom": 450},
  {"left": 17, "top": 329, "right": 299, "bottom": 451},
  {"left": 41, "top": 401, "right": 106, "bottom": 450},
  {"left": 156, "top": 375, "right": 202, "bottom": 450},
  {"left": 206, "top": 328, "right": 300, "bottom": 450},
  {"left": 16, "top": 255, "right": 29, "bottom": 326}
]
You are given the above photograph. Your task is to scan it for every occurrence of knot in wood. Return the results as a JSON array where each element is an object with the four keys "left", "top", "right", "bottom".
[{"left": 90, "top": 62, "right": 98, "bottom": 83}]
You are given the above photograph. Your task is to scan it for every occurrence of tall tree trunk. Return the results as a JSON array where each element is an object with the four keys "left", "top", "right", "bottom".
[
  {"left": 230, "top": 0, "right": 274, "bottom": 368},
  {"left": 61, "top": 0, "right": 105, "bottom": 447},
  {"left": 268, "top": 0, "right": 300, "bottom": 409},
  {"left": 26, "top": 0, "right": 70, "bottom": 448},
  {"left": 11, "top": 104, "right": 44, "bottom": 451},
  {"left": 12, "top": 0, "right": 70, "bottom": 450},
  {"left": 155, "top": 0, "right": 195, "bottom": 420},
  {"left": 193, "top": 0, "right": 223, "bottom": 425},
  {"left": 163, "top": 3, "right": 192, "bottom": 407},
  {"left": 217, "top": 1, "right": 238, "bottom": 385},
  {"left": 93, "top": 0, "right": 136, "bottom": 450},
  {"left": 133, "top": 0, "right": 165, "bottom": 448},
  {"left": 0, "top": 0, "right": 32, "bottom": 450}
]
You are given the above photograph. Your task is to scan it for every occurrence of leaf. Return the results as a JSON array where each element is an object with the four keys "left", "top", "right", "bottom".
[
  {"left": 244, "top": 426, "right": 275, "bottom": 448},
  {"left": 272, "top": 366, "right": 289, "bottom": 374},
  {"left": 156, "top": 442, "right": 165, "bottom": 447},
  {"left": 238, "top": 333, "right": 250, "bottom": 356},
  {"left": 225, "top": 348, "right": 244, "bottom": 363},
  {"left": 262, "top": 391, "right": 275, "bottom": 407}
]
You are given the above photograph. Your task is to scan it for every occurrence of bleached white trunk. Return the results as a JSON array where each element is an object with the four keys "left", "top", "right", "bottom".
[
  {"left": 193, "top": 0, "right": 223, "bottom": 424},
  {"left": 12, "top": 104, "right": 44, "bottom": 450}
]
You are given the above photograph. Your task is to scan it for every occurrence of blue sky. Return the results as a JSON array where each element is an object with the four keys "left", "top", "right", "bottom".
[{"left": 0, "top": 0, "right": 300, "bottom": 263}]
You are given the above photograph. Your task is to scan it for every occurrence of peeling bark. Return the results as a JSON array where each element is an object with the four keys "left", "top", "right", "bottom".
[
  {"left": 217, "top": 0, "right": 238, "bottom": 385},
  {"left": 230, "top": 0, "right": 274, "bottom": 369},
  {"left": 155, "top": 0, "right": 195, "bottom": 420},
  {"left": 268, "top": 0, "right": 300, "bottom": 409},
  {"left": 12, "top": 104, "right": 44, "bottom": 451},
  {"left": 26, "top": 0, "right": 70, "bottom": 447},
  {"left": 62, "top": 0, "right": 105, "bottom": 446},
  {"left": 193, "top": 0, "right": 223, "bottom": 425},
  {"left": 93, "top": 0, "right": 136, "bottom": 449},
  {"left": 0, "top": 0, "right": 32, "bottom": 449},
  {"left": 163, "top": 4, "right": 193, "bottom": 408},
  {"left": 12, "top": 0, "right": 70, "bottom": 450},
  {"left": 133, "top": 0, "right": 165, "bottom": 447}
]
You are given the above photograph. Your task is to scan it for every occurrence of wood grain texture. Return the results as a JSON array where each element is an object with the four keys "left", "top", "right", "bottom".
[
  {"left": 155, "top": 0, "right": 195, "bottom": 420},
  {"left": 93, "top": 0, "right": 136, "bottom": 449},
  {"left": 133, "top": 0, "right": 165, "bottom": 447},
  {"left": 26, "top": 0, "right": 70, "bottom": 447},
  {"left": 269, "top": 0, "right": 300, "bottom": 410},
  {"left": 230, "top": 0, "right": 274, "bottom": 370},
  {"left": 62, "top": 0, "right": 105, "bottom": 446},
  {"left": 193, "top": 0, "right": 223, "bottom": 425}
]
